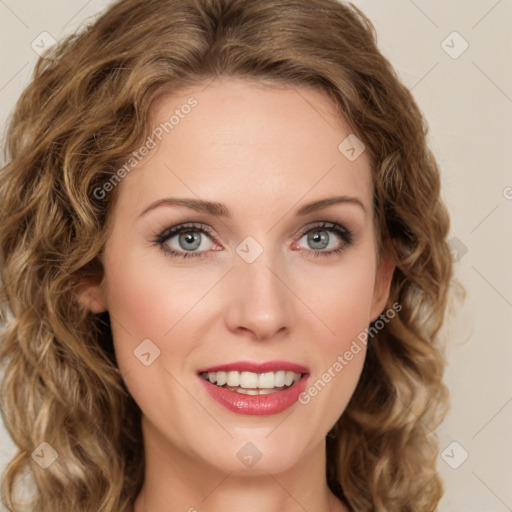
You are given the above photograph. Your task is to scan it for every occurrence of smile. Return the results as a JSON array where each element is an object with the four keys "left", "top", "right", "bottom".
[
  {"left": 200, "top": 370, "right": 303, "bottom": 395},
  {"left": 196, "top": 361, "right": 310, "bottom": 415}
]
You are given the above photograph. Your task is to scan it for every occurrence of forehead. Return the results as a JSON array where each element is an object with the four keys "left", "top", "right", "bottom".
[{"left": 116, "top": 77, "right": 373, "bottom": 219}]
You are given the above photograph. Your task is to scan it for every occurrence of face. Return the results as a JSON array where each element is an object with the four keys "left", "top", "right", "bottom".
[{"left": 81, "top": 77, "right": 394, "bottom": 475}]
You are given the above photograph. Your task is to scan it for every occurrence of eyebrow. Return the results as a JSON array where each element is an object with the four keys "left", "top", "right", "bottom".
[{"left": 138, "top": 195, "right": 366, "bottom": 218}]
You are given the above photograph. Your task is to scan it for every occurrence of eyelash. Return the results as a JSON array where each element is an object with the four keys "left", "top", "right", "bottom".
[{"left": 152, "top": 222, "right": 354, "bottom": 260}]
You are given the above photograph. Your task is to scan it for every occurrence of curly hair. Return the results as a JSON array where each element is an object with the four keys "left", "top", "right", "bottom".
[{"left": 0, "top": 0, "right": 463, "bottom": 510}]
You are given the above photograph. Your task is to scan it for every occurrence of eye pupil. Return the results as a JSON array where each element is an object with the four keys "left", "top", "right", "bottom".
[
  {"left": 308, "top": 230, "right": 329, "bottom": 250},
  {"left": 179, "top": 231, "right": 201, "bottom": 251}
]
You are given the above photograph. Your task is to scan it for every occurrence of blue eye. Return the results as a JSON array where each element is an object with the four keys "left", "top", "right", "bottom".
[
  {"left": 153, "top": 221, "right": 354, "bottom": 260},
  {"left": 154, "top": 223, "right": 216, "bottom": 260},
  {"left": 295, "top": 222, "right": 354, "bottom": 257}
]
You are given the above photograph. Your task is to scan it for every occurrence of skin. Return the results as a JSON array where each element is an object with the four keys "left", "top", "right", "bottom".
[{"left": 80, "top": 77, "right": 394, "bottom": 512}]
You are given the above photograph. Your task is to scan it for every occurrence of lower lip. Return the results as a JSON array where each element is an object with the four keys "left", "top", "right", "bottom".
[{"left": 198, "top": 374, "right": 309, "bottom": 416}]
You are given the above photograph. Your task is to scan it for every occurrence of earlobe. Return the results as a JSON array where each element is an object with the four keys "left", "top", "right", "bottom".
[{"left": 370, "top": 251, "right": 395, "bottom": 322}]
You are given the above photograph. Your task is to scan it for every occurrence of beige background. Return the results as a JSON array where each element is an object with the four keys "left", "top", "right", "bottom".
[{"left": 0, "top": 1, "right": 511, "bottom": 511}]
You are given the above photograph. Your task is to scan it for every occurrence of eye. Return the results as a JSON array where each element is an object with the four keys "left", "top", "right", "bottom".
[
  {"left": 153, "top": 221, "right": 354, "bottom": 260},
  {"left": 153, "top": 223, "right": 218, "bottom": 260},
  {"left": 293, "top": 222, "right": 354, "bottom": 257}
]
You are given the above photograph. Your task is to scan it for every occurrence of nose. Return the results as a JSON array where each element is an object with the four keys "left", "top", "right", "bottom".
[{"left": 223, "top": 252, "right": 294, "bottom": 341}]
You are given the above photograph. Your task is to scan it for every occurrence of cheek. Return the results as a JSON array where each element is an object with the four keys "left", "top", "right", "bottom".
[
  {"left": 103, "top": 243, "right": 207, "bottom": 336},
  {"left": 296, "top": 253, "right": 377, "bottom": 343},
  {"left": 101, "top": 251, "right": 199, "bottom": 418},
  {"left": 104, "top": 264, "right": 165, "bottom": 339},
  {"left": 316, "top": 276, "right": 372, "bottom": 376},
  {"left": 101, "top": 248, "right": 182, "bottom": 369},
  {"left": 294, "top": 254, "right": 376, "bottom": 412},
  {"left": 101, "top": 246, "right": 224, "bottom": 388}
]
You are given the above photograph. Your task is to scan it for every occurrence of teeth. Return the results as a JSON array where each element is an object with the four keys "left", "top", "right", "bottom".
[
  {"left": 226, "top": 387, "right": 279, "bottom": 395},
  {"left": 227, "top": 371, "right": 239, "bottom": 386},
  {"left": 274, "top": 370, "right": 286, "bottom": 387},
  {"left": 215, "top": 371, "right": 227, "bottom": 386},
  {"left": 200, "top": 370, "right": 303, "bottom": 389},
  {"left": 240, "top": 371, "right": 258, "bottom": 388}
]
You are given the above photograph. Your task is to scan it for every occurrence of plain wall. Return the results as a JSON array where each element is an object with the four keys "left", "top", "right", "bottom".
[{"left": 0, "top": 1, "right": 511, "bottom": 511}]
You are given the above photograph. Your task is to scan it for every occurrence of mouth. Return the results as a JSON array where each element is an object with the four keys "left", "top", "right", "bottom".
[
  {"left": 199, "top": 369, "right": 305, "bottom": 395},
  {"left": 196, "top": 361, "right": 310, "bottom": 415}
]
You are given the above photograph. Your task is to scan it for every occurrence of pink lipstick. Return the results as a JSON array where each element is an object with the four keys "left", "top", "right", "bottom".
[{"left": 197, "top": 360, "right": 310, "bottom": 416}]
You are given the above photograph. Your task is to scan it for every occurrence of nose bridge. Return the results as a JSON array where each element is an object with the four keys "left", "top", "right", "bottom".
[{"left": 224, "top": 244, "right": 293, "bottom": 340}]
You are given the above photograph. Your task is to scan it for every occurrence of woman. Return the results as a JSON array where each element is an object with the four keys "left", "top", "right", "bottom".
[{"left": 0, "top": 0, "right": 461, "bottom": 511}]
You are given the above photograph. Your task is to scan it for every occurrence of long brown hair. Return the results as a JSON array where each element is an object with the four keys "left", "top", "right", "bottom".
[{"left": 0, "top": 1, "right": 461, "bottom": 510}]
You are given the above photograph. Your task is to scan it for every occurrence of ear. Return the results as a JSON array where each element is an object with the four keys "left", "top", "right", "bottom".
[
  {"left": 76, "top": 277, "right": 107, "bottom": 313},
  {"left": 369, "top": 249, "right": 395, "bottom": 322},
  {"left": 73, "top": 259, "right": 108, "bottom": 314}
]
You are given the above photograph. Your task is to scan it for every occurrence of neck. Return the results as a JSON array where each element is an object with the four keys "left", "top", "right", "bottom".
[{"left": 132, "top": 415, "right": 349, "bottom": 512}]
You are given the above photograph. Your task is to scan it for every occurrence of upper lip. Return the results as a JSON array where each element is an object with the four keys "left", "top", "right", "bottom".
[{"left": 197, "top": 360, "right": 310, "bottom": 374}]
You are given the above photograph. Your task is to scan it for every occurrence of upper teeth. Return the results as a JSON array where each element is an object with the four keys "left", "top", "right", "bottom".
[{"left": 201, "top": 370, "right": 302, "bottom": 389}]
